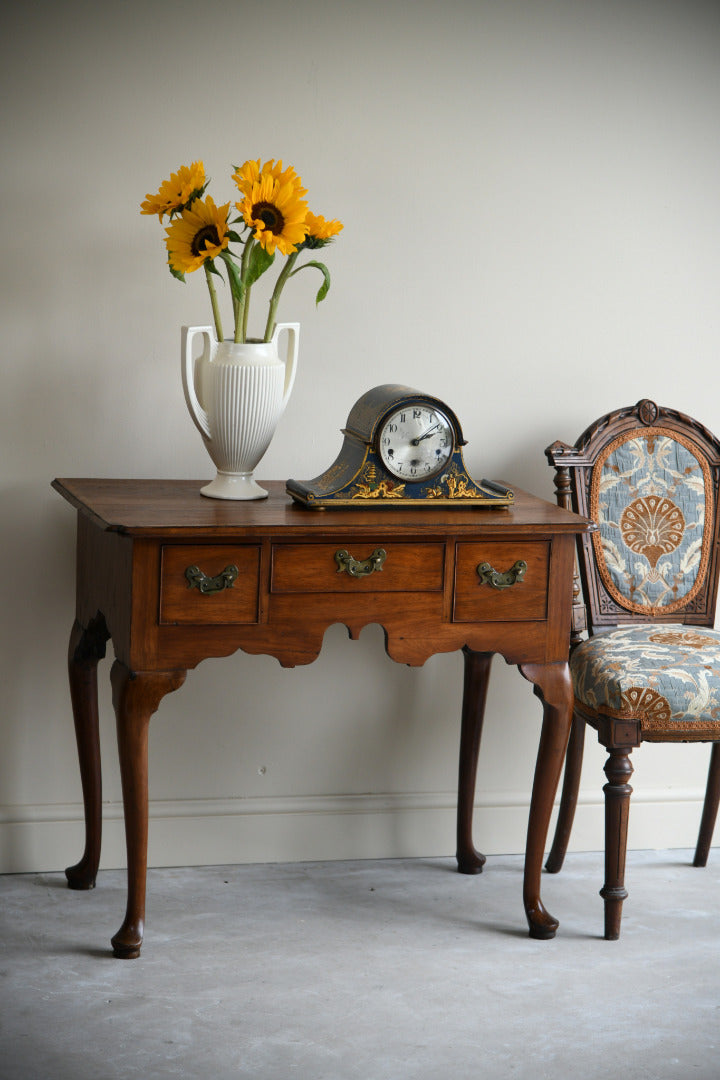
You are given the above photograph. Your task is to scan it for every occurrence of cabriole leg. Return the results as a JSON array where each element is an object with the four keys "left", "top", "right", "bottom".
[
  {"left": 109, "top": 661, "right": 185, "bottom": 959},
  {"left": 519, "top": 662, "right": 574, "bottom": 940},
  {"left": 456, "top": 649, "right": 493, "bottom": 874},
  {"left": 65, "top": 617, "right": 109, "bottom": 890}
]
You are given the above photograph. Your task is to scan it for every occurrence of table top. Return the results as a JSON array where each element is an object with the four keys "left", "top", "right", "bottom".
[{"left": 52, "top": 478, "right": 593, "bottom": 539}]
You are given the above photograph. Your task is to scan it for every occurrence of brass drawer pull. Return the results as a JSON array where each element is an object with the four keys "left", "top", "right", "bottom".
[
  {"left": 335, "top": 548, "right": 387, "bottom": 578},
  {"left": 185, "top": 564, "right": 239, "bottom": 594},
  {"left": 476, "top": 559, "right": 527, "bottom": 590}
]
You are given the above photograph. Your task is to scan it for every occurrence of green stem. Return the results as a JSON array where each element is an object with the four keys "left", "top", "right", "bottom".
[
  {"left": 263, "top": 251, "right": 298, "bottom": 342},
  {"left": 235, "top": 236, "right": 256, "bottom": 343},
  {"left": 204, "top": 262, "right": 223, "bottom": 342},
  {"left": 242, "top": 283, "right": 250, "bottom": 342}
]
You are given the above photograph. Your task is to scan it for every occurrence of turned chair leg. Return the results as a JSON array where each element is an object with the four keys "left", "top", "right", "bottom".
[
  {"left": 600, "top": 747, "right": 634, "bottom": 940},
  {"left": 545, "top": 712, "right": 585, "bottom": 873},
  {"left": 694, "top": 742, "right": 720, "bottom": 868}
]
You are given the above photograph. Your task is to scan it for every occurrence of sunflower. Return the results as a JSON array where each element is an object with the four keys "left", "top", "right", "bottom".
[
  {"left": 164, "top": 195, "right": 230, "bottom": 274},
  {"left": 232, "top": 158, "right": 306, "bottom": 201},
  {"left": 237, "top": 173, "right": 309, "bottom": 256},
  {"left": 303, "top": 212, "right": 344, "bottom": 248},
  {"left": 140, "top": 161, "right": 206, "bottom": 220}
]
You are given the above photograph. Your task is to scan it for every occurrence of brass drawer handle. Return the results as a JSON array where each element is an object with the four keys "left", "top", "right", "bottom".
[
  {"left": 335, "top": 548, "right": 387, "bottom": 578},
  {"left": 185, "top": 564, "right": 239, "bottom": 594},
  {"left": 476, "top": 559, "right": 527, "bottom": 590}
]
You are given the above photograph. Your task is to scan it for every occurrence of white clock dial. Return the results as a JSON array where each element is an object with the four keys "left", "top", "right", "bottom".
[{"left": 378, "top": 404, "right": 455, "bottom": 480}]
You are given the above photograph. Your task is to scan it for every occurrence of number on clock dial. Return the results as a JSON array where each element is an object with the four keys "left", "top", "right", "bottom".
[{"left": 378, "top": 406, "right": 454, "bottom": 480}]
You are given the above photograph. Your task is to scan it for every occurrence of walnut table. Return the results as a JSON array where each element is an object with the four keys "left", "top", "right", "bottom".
[{"left": 52, "top": 478, "right": 591, "bottom": 957}]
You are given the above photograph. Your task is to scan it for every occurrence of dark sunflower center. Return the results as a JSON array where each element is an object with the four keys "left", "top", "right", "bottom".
[
  {"left": 191, "top": 224, "right": 220, "bottom": 257},
  {"left": 254, "top": 201, "right": 285, "bottom": 235}
]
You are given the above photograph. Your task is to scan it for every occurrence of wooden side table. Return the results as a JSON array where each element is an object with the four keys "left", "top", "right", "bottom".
[{"left": 53, "top": 478, "right": 591, "bottom": 957}]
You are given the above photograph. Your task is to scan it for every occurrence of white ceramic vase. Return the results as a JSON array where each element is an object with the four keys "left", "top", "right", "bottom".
[{"left": 181, "top": 323, "right": 299, "bottom": 500}]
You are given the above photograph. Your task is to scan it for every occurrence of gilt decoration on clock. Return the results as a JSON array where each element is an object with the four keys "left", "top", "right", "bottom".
[{"left": 286, "top": 384, "right": 513, "bottom": 508}]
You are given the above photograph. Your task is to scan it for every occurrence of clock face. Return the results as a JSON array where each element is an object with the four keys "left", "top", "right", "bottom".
[{"left": 377, "top": 404, "right": 455, "bottom": 481}]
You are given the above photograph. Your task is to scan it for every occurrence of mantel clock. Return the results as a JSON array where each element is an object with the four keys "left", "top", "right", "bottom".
[{"left": 286, "top": 385, "right": 513, "bottom": 509}]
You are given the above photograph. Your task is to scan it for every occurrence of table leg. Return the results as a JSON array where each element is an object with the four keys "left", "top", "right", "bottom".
[
  {"left": 109, "top": 660, "right": 185, "bottom": 959},
  {"left": 65, "top": 618, "right": 109, "bottom": 890},
  {"left": 518, "top": 661, "right": 573, "bottom": 940},
  {"left": 456, "top": 648, "right": 493, "bottom": 874}
]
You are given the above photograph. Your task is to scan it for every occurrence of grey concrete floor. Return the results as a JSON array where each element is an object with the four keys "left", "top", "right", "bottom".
[{"left": 1, "top": 850, "right": 719, "bottom": 1080}]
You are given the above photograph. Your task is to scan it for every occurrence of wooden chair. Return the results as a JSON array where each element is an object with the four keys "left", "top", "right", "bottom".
[{"left": 544, "top": 399, "right": 720, "bottom": 938}]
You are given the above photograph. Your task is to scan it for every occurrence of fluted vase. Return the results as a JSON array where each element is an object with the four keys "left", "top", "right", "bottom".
[{"left": 181, "top": 323, "right": 299, "bottom": 500}]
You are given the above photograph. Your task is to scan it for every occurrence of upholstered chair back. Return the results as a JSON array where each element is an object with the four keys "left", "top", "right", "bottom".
[{"left": 546, "top": 399, "right": 720, "bottom": 637}]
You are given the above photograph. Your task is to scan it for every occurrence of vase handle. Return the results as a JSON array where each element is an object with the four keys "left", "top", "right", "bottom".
[
  {"left": 271, "top": 322, "right": 300, "bottom": 411},
  {"left": 181, "top": 326, "right": 215, "bottom": 440}
]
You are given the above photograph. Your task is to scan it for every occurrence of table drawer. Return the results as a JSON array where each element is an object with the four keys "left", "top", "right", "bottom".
[
  {"left": 160, "top": 545, "right": 260, "bottom": 625},
  {"left": 453, "top": 541, "right": 549, "bottom": 622},
  {"left": 271, "top": 542, "right": 445, "bottom": 594}
]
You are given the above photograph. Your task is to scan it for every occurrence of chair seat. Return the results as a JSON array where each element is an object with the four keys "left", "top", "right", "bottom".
[{"left": 570, "top": 624, "right": 720, "bottom": 739}]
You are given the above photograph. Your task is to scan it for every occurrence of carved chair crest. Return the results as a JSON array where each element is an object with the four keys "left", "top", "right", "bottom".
[{"left": 546, "top": 399, "right": 720, "bottom": 635}]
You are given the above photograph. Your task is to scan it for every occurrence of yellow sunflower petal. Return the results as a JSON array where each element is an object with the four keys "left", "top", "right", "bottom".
[
  {"left": 141, "top": 161, "right": 206, "bottom": 220},
  {"left": 231, "top": 158, "right": 262, "bottom": 198},
  {"left": 232, "top": 158, "right": 306, "bottom": 200},
  {"left": 164, "top": 195, "right": 230, "bottom": 274},
  {"left": 305, "top": 212, "right": 344, "bottom": 240},
  {"left": 236, "top": 173, "right": 309, "bottom": 256}
]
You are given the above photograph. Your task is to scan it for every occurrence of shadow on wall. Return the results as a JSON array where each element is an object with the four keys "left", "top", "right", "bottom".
[
  {"left": 0, "top": 483, "right": 77, "bottom": 812},
  {"left": 144, "top": 621, "right": 464, "bottom": 801}
]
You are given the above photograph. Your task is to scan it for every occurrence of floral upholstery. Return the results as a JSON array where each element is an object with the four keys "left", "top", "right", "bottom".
[
  {"left": 590, "top": 429, "right": 712, "bottom": 615},
  {"left": 571, "top": 624, "right": 720, "bottom": 739}
]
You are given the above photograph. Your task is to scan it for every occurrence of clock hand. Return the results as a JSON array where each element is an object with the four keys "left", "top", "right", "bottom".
[{"left": 411, "top": 423, "right": 442, "bottom": 445}]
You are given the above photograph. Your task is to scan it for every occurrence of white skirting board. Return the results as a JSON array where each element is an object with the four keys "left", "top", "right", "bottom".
[{"left": 0, "top": 788, "right": 712, "bottom": 874}]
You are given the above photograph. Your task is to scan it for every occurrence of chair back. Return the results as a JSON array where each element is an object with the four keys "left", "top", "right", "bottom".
[{"left": 547, "top": 399, "right": 720, "bottom": 637}]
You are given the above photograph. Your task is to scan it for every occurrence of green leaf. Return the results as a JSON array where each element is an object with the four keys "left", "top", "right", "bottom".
[
  {"left": 205, "top": 259, "right": 223, "bottom": 277},
  {"left": 168, "top": 264, "right": 185, "bottom": 282},
  {"left": 290, "top": 260, "right": 331, "bottom": 304},
  {"left": 227, "top": 230, "right": 244, "bottom": 243},
  {"left": 246, "top": 244, "right": 275, "bottom": 287},
  {"left": 220, "top": 251, "right": 244, "bottom": 302}
]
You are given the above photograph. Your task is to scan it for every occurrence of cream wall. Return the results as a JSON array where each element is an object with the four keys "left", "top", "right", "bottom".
[{"left": 2, "top": 0, "right": 720, "bottom": 874}]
